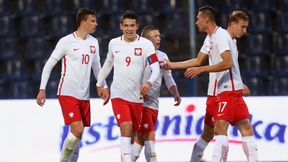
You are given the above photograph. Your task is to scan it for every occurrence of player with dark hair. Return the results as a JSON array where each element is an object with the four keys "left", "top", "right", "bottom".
[
  {"left": 96, "top": 11, "right": 160, "bottom": 162},
  {"left": 36, "top": 8, "right": 109, "bottom": 162}
]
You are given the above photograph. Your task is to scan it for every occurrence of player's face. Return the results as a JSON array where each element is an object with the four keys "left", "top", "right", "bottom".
[
  {"left": 196, "top": 12, "right": 207, "bottom": 32},
  {"left": 83, "top": 15, "right": 97, "bottom": 34},
  {"left": 147, "top": 30, "right": 161, "bottom": 50},
  {"left": 120, "top": 18, "right": 139, "bottom": 42},
  {"left": 232, "top": 19, "right": 249, "bottom": 38}
]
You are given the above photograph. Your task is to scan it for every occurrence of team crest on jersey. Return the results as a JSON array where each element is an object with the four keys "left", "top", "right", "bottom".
[
  {"left": 90, "top": 45, "right": 96, "bottom": 54},
  {"left": 134, "top": 48, "right": 142, "bottom": 56}
]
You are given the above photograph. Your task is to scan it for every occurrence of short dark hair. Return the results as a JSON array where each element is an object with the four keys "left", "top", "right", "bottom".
[
  {"left": 121, "top": 10, "right": 138, "bottom": 23},
  {"left": 198, "top": 5, "right": 216, "bottom": 22},
  {"left": 141, "top": 25, "right": 159, "bottom": 38},
  {"left": 76, "top": 8, "right": 96, "bottom": 28},
  {"left": 229, "top": 10, "right": 249, "bottom": 24}
]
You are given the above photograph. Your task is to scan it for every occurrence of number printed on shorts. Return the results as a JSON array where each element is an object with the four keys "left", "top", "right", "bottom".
[
  {"left": 125, "top": 56, "right": 131, "bottom": 66},
  {"left": 82, "top": 54, "right": 90, "bottom": 64},
  {"left": 218, "top": 101, "right": 227, "bottom": 113}
]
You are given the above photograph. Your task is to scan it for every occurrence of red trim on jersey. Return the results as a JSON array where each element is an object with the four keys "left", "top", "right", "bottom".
[
  {"left": 148, "top": 53, "right": 158, "bottom": 65},
  {"left": 58, "top": 56, "right": 67, "bottom": 95},
  {"left": 72, "top": 32, "right": 77, "bottom": 38},
  {"left": 229, "top": 68, "right": 235, "bottom": 91},
  {"left": 213, "top": 79, "right": 218, "bottom": 96}
]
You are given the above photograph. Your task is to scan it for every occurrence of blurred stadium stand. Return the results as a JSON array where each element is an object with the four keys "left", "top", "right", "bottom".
[{"left": 0, "top": 0, "right": 287, "bottom": 99}]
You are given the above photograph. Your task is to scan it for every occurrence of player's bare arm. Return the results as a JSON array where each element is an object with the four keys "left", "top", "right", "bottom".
[
  {"left": 164, "top": 52, "right": 208, "bottom": 70},
  {"left": 36, "top": 89, "right": 46, "bottom": 106},
  {"left": 184, "top": 50, "right": 232, "bottom": 78},
  {"left": 242, "top": 84, "right": 251, "bottom": 96},
  {"left": 168, "top": 85, "right": 181, "bottom": 106}
]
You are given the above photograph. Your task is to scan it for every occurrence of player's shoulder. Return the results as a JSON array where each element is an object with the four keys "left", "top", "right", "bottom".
[
  {"left": 56, "top": 33, "right": 75, "bottom": 45},
  {"left": 87, "top": 34, "right": 99, "bottom": 42},
  {"left": 217, "top": 27, "right": 230, "bottom": 37},
  {"left": 138, "top": 36, "right": 152, "bottom": 44},
  {"left": 109, "top": 36, "right": 122, "bottom": 44},
  {"left": 156, "top": 50, "right": 168, "bottom": 59}
]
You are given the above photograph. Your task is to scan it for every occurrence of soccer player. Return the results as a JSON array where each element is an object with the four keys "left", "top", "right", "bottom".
[
  {"left": 96, "top": 11, "right": 161, "bottom": 162},
  {"left": 131, "top": 26, "right": 182, "bottom": 162},
  {"left": 165, "top": 7, "right": 258, "bottom": 162},
  {"left": 36, "top": 8, "right": 109, "bottom": 162}
]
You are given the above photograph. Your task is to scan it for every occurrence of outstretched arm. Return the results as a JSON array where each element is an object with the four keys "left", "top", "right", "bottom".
[
  {"left": 184, "top": 50, "right": 232, "bottom": 78},
  {"left": 165, "top": 52, "right": 208, "bottom": 70}
]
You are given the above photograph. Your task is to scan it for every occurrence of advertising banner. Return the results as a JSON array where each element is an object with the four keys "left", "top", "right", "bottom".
[{"left": 0, "top": 97, "right": 287, "bottom": 162}]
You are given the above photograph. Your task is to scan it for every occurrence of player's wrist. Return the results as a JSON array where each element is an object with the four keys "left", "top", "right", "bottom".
[{"left": 146, "top": 81, "right": 152, "bottom": 87}]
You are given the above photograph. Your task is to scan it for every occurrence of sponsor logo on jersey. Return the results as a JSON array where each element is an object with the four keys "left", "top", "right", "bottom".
[{"left": 134, "top": 48, "right": 142, "bottom": 56}]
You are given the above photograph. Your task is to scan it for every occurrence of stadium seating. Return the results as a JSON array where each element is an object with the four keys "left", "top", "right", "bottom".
[
  {"left": 0, "top": 0, "right": 287, "bottom": 98},
  {"left": 273, "top": 33, "right": 288, "bottom": 55},
  {"left": 0, "top": 0, "right": 10, "bottom": 16},
  {"left": 0, "top": 16, "right": 16, "bottom": 37},
  {"left": 20, "top": 15, "right": 45, "bottom": 38},
  {"left": 249, "top": 12, "right": 272, "bottom": 34},
  {"left": 0, "top": 37, "right": 21, "bottom": 60},
  {"left": 14, "top": 0, "right": 40, "bottom": 16},
  {"left": 2, "top": 59, "right": 28, "bottom": 81},
  {"left": 276, "top": 11, "right": 288, "bottom": 33},
  {"left": 247, "top": 34, "right": 270, "bottom": 56},
  {"left": 25, "top": 37, "right": 50, "bottom": 60},
  {"left": 49, "top": 15, "right": 75, "bottom": 38}
]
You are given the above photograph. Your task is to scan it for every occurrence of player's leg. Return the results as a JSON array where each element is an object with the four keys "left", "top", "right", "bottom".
[
  {"left": 191, "top": 96, "right": 216, "bottom": 162},
  {"left": 234, "top": 97, "right": 258, "bottom": 162},
  {"left": 67, "top": 99, "right": 91, "bottom": 162},
  {"left": 131, "top": 132, "right": 144, "bottom": 161},
  {"left": 236, "top": 119, "right": 258, "bottom": 162},
  {"left": 211, "top": 120, "right": 229, "bottom": 162},
  {"left": 58, "top": 96, "right": 87, "bottom": 162},
  {"left": 67, "top": 141, "right": 80, "bottom": 162},
  {"left": 112, "top": 98, "right": 143, "bottom": 162},
  {"left": 140, "top": 107, "right": 158, "bottom": 162},
  {"left": 60, "top": 121, "right": 83, "bottom": 162},
  {"left": 143, "top": 132, "right": 157, "bottom": 162},
  {"left": 190, "top": 124, "right": 214, "bottom": 162},
  {"left": 119, "top": 121, "right": 134, "bottom": 162},
  {"left": 111, "top": 98, "right": 133, "bottom": 162}
]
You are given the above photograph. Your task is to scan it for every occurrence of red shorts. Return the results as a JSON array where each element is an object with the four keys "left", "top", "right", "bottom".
[
  {"left": 214, "top": 90, "right": 250, "bottom": 125},
  {"left": 111, "top": 98, "right": 143, "bottom": 132},
  {"left": 58, "top": 96, "right": 91, "bottom": 126},
  {"left": 204, "top": 96, "right": 218, "bottom": 127},
  {"left": 140, "top": 107, "right": 158, "bottom": 135}
]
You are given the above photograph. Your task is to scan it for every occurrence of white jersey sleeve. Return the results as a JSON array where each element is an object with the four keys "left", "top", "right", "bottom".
[
  {"left": 143, "top": 50, "right": 174, "bottom": 110},
  {"left": 39, "top": 57, "right": 58, "bottom": 89}
]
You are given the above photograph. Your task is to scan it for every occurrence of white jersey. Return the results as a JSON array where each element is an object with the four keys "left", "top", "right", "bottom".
[
  {"left": 143, "top": 50, "right": 176, "bottom": 110},
  {"left": 200, "top": 32, "right": 218, "bottom": 96},
  {"left": 47, "top": 32, "right": 101, "bottom": 100},
  {"left": 97, "top": 35, "right": 159, "bottom": 103},
  {"left": 201, "top": 27, "right": 243, "bottom": 94}
]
